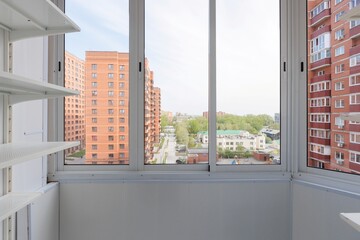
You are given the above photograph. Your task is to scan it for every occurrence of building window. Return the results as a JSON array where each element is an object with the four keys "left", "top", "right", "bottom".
[
  {"left": 119, "top": 118, "right": 125, "bottom": 123},
  {"left": 119, "top": 109, "right": 125, "bottom": 115},
  {"left": 108, "top": 64, "right": 114, "bottom": 70},
  {"left": 91, "top": 82, "right": 97, "bottom": 87},
  {"left": 335, "top": 134, "right": 344, "bottom": 143},
  {"left": 119, "top": 82, "right": 125, "bottom": 88},
  {"left": 108, "top": 73, "right": 114, "bottom": 79},
  {"left": 108, "top": 145, "right": 114, "bottom": 150},
  {"left": 108, "top": 100, "right": 114, "bottom": 106},
  {"left": 92, "top": 118, "right": 97, "bottom": 123},
  {"left": 92, "top": 100, "right": 97, "bottom": 105},
  {"left": 92, "top": 145, "right": 97, "bottom": 150},
  {"left": 119, "top": 65, "right": 125, "bottom": 70},
  {"left": 310, "top": 81, "right": 330, "bottom": 92},
  {"left": 350, "top": 20, "right": 360, "bottom": 29},
  {"left": 92, "top": 127, "right": 97, "bottom": 132},
  {"left": 350, "top": 74, "right": 360, "bottom": 86},
  {"left": 334, "top": 99, "right": 345, "bottom": 108},
  {"left": 335, "top": 46, "right": 345, "bottom": 57},
  {"left": 91, "top": 109, "right": 97, "bottom": 114},
  {"left": 310, "top": 129, "right": 330, "bottom": 139},
  {"left": 310, "top": 97, "right": 330, "bottom": 107},
  {"left": 350, "top": 94, "right": 360, "bottom": 105},
  {"left": 108, "top": 127, "right": 114, "bottom": 132},
  {"left": 119, "top": 100, "right": 125, "bottom": 106},
  {"left": 108, "top": 109, "right": 114, "bottom": 115},
  {"left": 335, "top": 29, "right": 345, "bottom": 40},
  {"left": 310, "top": 113, "right": 330, "bottom": 123},
  {"left": 119, "top": 91, "right": 125, "bottom": 97},
  {"left": 119, "top": 144, "right": 125, "bottom": 149},
  {"left": 108, "top": 82, "right": 114, "bottom": 88},
  {"left": 119, "top": 126, "right": 125, "bottom": 132},
  {"left": 310, "top": 33, "right": 331, "bottom": 63},
  {"left": 108, "top": 136, "right": 114, "bottom": 141},
  {"left": 91, "top": 64, "right": 97, "bottom": 70},
  {"left": 119, "top": 74, "right": 125, "bottom": 79},
  {"left": 350, "top": 151, "right": 360, "bottom": 164},
  {"left": 91, "top": 136, "right": 97, "bottom": 141},
  {"left": 335, "top": 117, "right": 345, "bottom": 128},
  {"left": 350, "top": 132, "right": 360, "bottom": 144},
  {"left": 350, "top": 54, "right": 360, "bottom": 67},
  {"left": 108, "top": 91, "right": 114, "bottom": 97},
  {"left": 335, "top": 82, "right": 345, "bottom": 91},
  {"left": 335, "top": 0, "right": 343, "bottom": 4},
  {"left": 108, "top": 118, "right": 114, "bottom": 123},
  {"left": 335, "top": 11, "right": 345, "bottom": 22},
  {"left": 310, "top": 1, "right": 330, "bottom": 18},
  {"left": 92, "top": 154, "right": 98, "bottom": 159},
  {"left": 92, "top": 90, "right": 97, "bottom": 96},
  {"left": 335, "top": 64, "right": 345, "bottom": 74}
]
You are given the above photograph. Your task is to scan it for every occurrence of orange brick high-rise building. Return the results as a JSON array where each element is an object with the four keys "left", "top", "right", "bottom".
[
  {"left": 308, "top": 0, "right": 360, "bottom": 174},
  {"left": 64, "top": 51, "right": 86, "bottom": 155},
  {"left": 85, "top": 51, "right": 160, "bottom": 164}
]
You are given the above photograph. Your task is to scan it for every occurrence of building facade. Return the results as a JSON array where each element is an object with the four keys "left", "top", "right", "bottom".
[
  {"left": 64, "top": 51, "right": 86, "bottom": 156},
  {"left": 308, "top": 0, "right": 360, "bottom": 174},
  {"left": 84, "top": 52, "right": 160, "bottom": 164}
]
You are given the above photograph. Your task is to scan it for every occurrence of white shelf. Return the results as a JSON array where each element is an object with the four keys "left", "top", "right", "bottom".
[
  {"left": 339, "top": 113, "right": 360, "bottom": 122},
  {"left": 0, "top": 71, "right": 79, "bottom": 104},
  {"left": 340, "top": 213, "right": 360, "bottom": 232},
  {"left": 0, "top": 0, "right": 80, "bottom": 42},
  {"left": 0, "top": 141, "right": 79, "bottom": 169},
  {"left": 0, "top": 192, "right": 42, "bottom": 222}
]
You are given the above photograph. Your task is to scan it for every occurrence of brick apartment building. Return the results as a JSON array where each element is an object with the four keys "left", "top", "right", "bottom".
[
  {"left": 308, "top": 0, "right": 360, "bottom": 174},
  {"left": 64, "top": 51, "right": 86, "bottom": 155},
  {"left": 85, "top": 51, "right": 160, "bottom": 164}
]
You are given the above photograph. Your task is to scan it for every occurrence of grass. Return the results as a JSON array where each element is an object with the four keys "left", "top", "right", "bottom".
[{"left": 68, "top": 150, "right": 85, "bottom": 158}]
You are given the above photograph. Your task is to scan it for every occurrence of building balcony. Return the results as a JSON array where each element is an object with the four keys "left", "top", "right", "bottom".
[
  {"left": 310, "top": 9, "right": 331, "bottom": 27},
  {"left": 309, "top": 152, "right": 330, "bottom": 162},
  {"left": 310, "top": 74, "right": 331, "bottom": 83},
  {"left": 350, "top": 45, "right": 360, "bottom": 56},
  {"left": 350, "top": 84, "right": 360, "bottom": 93},
  {"left": 309, "top": 106, "right": 331, "bottom": 113},
  {"left": 349, "top": 143, "right": 360, "bottom": 152},
  {"left": 309, "top": 122, "right": 331, "bottom": 129},
  {"left": 349, "top": 162, "right": 360, "bottom": 172},
  {"left": 310, "top": 90, "right": 331, "bottom": 98},
  {"left": 310, "top": 58, "right": 331, "bottom": 70},
  {"left": 350, "top": 25, "right": 360, "bottom": 39},
  {"left": 309, "top": 137, "right": 330, "bottom": 145},
  {"left": 350, "top": 64, "right": 360, "bottom": 75},
  {"left": 311, "top": 25, "right": 331, "bottom": 39},
  {"left": 350, "top": 104, "right": 360, "bottom": 112}
]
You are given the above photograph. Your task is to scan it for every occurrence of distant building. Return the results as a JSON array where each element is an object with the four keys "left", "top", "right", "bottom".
[
  {"left": 203, "top": 111, "right": 226, "bottom": 119},
  {"left": 187, "top": 148, "right": 208, "bottom": 164},
  {"left": 197, "top": 130, "right": 266, "bottom": 151},
  {"left": 162, "top": 111, "right": 173, "bottom": 123},
  {"left": 261, "top": 128, "right": 280, "bottom": 140},
  {"left": 64, "top": 51, "right": 85, "bottom": 155}
]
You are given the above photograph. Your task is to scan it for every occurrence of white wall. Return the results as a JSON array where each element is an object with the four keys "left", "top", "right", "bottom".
[
  {"left": 292, "top": 181, "right": 360, "bottom": 240},
  {"left": 11, "top": 37, "right": 47, "bottom": 192},
  {"left": 60, "top": 181, "right": 291, "bottom": 240}
]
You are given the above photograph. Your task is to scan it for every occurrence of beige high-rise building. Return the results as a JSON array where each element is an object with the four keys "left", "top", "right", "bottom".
[
  {"left": 85, "top": 51, "right": 160, "bottom": 164},
  {"left": 64, "top": 51, "right": 86, "bottom": 156}
]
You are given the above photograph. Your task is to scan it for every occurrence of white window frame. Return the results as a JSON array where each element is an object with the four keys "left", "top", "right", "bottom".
[
  {"left": 334, "top": 81, "right": 344, "bottom": 90},
  {"left": 334, "top": 46, "right": 345, "bottom": 56},
  {"left": 334, "top": 99, "right": 345, "bottom": 108}
]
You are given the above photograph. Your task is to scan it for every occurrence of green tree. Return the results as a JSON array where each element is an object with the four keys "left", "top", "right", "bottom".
[
  {"left": 175, "top": 122, "right": 189, "bottom": 145},
  {"left": 161, "top": 114, "right": 170, "bottom": 132}
]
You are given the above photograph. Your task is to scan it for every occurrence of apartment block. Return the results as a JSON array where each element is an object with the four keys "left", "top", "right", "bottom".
[
  {"left": 85, "top": 52, "right": 160, "bottom": 164},
  {"left": 85, "top": 51, "right": 130, "bottom": 164},
  {"left": 308, "top": 0, "right": 360, "bottom": 174},
  {"left": 64, "top": 51, "right": 86, "bottom": 155}
]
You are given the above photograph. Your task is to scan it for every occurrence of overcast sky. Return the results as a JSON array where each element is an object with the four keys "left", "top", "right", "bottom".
[{"left": 65, "top": 0, "right": 280, "bottom": 117}]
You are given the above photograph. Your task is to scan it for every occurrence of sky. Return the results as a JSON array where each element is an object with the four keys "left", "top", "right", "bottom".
[{"left": 65, "top": 0, "right": 280, "bottom": 117}]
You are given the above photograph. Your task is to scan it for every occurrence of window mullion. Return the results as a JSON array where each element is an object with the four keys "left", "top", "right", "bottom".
[{"left": 209, "top": 0, "right": 217, "bottom": 172}]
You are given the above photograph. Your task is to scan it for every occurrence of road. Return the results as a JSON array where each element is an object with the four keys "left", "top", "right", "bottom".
[{"left": 154, "top": 135, "right": 178, "bottom": 164}]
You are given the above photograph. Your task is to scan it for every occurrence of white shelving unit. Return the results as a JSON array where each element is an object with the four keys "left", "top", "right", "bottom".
[
  {"left": 0, "top": 0, "right": 81, "bottom": 238},
  {"left": 0, "top": 142, "right": 79, "bottom": 169},
  {"left": 340, "top": 213, "right": 360, "bottom": 232},
  {"left": 0, "top": 71, "right": 79, "bottom": 104},
  {"left": 0, "top": 0, "right": 80, "bottom": 42},
  {"left": 0, "top": 193, "right": 42, "bottom": 222}
]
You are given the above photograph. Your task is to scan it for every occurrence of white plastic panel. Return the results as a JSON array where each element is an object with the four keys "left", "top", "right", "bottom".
[
  {"left": 340, "top": 213, "right": 360, "bottom": 232},
  {"left": 60, "top": 181, "right": 291, "bottom": 240},
  {"left": 0, "top": 0, "right": 80, "bottom": 42}
]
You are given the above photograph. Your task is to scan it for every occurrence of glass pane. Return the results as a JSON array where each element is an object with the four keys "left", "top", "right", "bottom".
[
  {"left": 307, "top": 0, "right": 360, "bottom": 175},
  {"left": 216, "top": 0, "right": 281, "bottom": 165},
  {"left": 64, "top": 0, "right": 129, "bottom": 165},
  {"left": 145, "top": 0, "right": 209, "bottom": 165}
]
